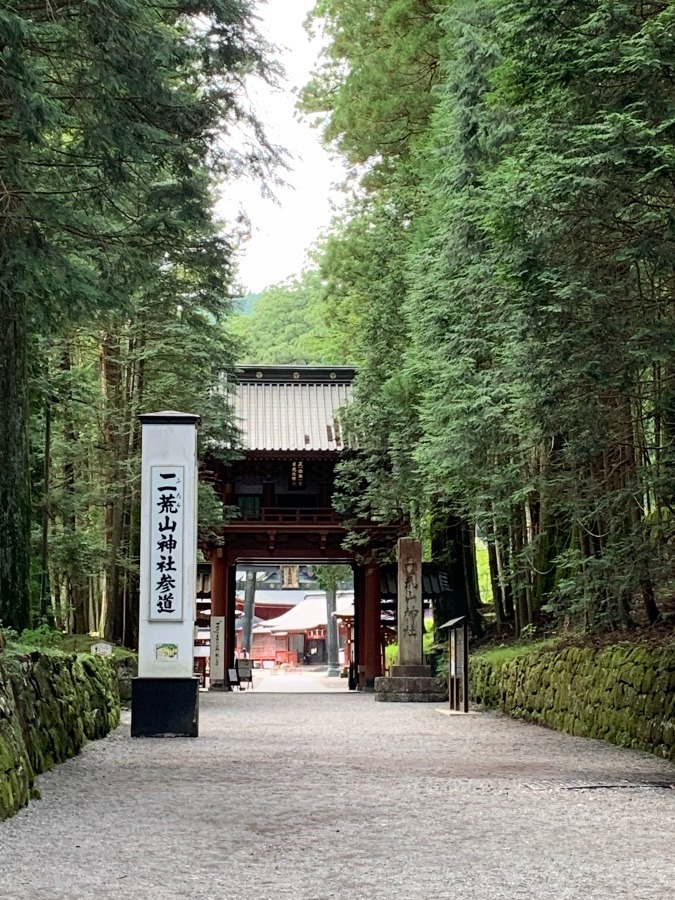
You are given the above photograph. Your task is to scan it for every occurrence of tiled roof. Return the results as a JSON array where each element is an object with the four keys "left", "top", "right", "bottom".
[
  {"left": 234, "top": 589, "right": 307, "bottom": 606},
  {"left": 232, "top": 366, "right": 354, "bottom": 453},
  {"left": 263, "top": 591, "right": 354, "bottom": 633}
]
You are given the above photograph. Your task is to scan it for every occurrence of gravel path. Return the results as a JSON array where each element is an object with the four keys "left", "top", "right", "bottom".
[
  {"left": 252, "top": 668, "right": 349, "bottom": 693},
  {"left": 1, "top": 690, "right": 674, "bottom": 900}
]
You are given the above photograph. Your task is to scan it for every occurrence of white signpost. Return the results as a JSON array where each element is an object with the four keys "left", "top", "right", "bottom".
[
  {"left": 131, "top": 411, "right": 200, "bottom": 737},
  {"left": 210, "top": 615, "right": 225, "bottom": 684}
]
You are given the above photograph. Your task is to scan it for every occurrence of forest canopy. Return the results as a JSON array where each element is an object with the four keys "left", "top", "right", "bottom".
[
  {"left": 5, "top": 0, "right": 675, "bottom": 642},
  {"left": 284, "top": 0, "right": 675, "bottom": 635},
  {"left": 0, "top": 0, "right": 276, "bottom": 638}
]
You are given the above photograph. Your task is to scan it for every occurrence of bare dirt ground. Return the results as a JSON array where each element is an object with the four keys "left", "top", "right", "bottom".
[{"left": 0, "top": 682, "right": 674, "bottom": 900}]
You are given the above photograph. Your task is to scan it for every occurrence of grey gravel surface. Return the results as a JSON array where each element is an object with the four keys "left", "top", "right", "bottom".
[{"left": 1, "top": 691, "right": 674, "bottom": 900}]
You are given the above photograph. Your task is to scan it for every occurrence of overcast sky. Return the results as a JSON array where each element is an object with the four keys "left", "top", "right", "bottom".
[{"left": 217, "top": 1, "right": 346, "bottom": 295}]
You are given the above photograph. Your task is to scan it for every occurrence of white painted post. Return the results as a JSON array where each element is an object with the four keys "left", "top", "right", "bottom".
[
  {"left": 210, "top": 615, "right": 225, "bottom": 684},
  {"left": 131, "top": 411, "right": 200, "bottom": 737}
]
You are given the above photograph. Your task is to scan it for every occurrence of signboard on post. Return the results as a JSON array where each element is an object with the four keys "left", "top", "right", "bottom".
[
  {"left": 440, "top": 615, "right": 469, "bottom": 713},
  {"left": 455, "top": 628, "right": 465, "bottom": 676},
  {"left": 210, "top": 616, "right": 225, "bottom": 684},
  {"left": 237, "top": 658, "right": 253, "bottom": 688}
]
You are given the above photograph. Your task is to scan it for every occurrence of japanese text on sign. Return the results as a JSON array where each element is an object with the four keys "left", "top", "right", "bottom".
[{"left": 149, "top": 466, "right": 184, "bottom": 621}]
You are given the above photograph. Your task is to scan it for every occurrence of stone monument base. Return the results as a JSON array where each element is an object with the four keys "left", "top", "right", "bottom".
[
  {"left": 131, "top": 677, "right": 199, "bottom": 736},
  {"left": 374, "top": 670, "right": 447, "bottom": 703},
  {"left": 390, "top": 664, "right": 431, "bottom": 678}
]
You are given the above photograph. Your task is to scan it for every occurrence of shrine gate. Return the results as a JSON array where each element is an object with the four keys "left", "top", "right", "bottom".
[{"left": 203, "top": 365, "right": 402, "bottom": 690}]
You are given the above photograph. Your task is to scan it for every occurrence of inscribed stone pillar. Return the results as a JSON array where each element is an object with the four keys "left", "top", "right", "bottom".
[
  {"left": 397, "top": 537, "right": 424, "bottom": 667},
  {"left": 131, "top": 411, "right": 200, "bottom": 737},
  {"left": 353, "top": 564, "right": 366, "bottom": 690}
]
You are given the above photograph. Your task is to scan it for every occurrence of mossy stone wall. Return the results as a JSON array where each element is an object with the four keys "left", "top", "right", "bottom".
[
  {"left": 0, "top": 649, "right": 120, "bottom": 820},
  {"left": 470, "top": 643, "right": 675, "bottom": 761}
]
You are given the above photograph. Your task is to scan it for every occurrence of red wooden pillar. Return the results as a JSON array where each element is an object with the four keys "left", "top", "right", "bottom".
[
  {"left": 363, "top": 563, "right": 382, "bottom": 691},
  {"left": 353, "top": 564, "right": 365, "bottom": 690}
]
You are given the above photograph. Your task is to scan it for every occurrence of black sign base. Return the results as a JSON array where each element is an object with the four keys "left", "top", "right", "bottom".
[{"left": 131, "top": 677, "right": 199, "bottom": 737}]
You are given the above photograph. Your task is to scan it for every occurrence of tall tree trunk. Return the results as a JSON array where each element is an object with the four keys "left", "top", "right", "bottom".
[
  {"left": 119, "top": 334, "right": 143, "bottom": 647},
  {"left": 101, "top": 330, "right": 125, "bottom": 641},
  {"left": 495, "top": 520, "right": 515, "bottom": 622},
  {"left": 460, "top": 518, "right": 484, "bottom": 637},
  {"left": 61, "top": 347, "right": 89, "bottom": 633},
  {"left": 484, "top": 519, "right": 505, "bottom": 625},
  {"left": 52, "top": 570, "right": 64, "bottom": 631},
  {"left": 510, "top": 515, "right": 530, "bottom": 635},
  {"left": 0, "top": 285, "right": 31, "bottom": 632},
  {"left": 39, "top": 388, "right": 52, "bottom": 621}
]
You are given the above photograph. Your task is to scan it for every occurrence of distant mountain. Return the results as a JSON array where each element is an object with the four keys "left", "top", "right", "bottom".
[{"left": 233, "top": 293, "right": 260, "bottom": 315}]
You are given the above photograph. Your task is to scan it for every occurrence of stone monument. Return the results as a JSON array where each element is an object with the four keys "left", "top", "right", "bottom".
[
  {"left": 131, "top": 411, "right": 200, "bottom": 736},
  {"left": 374, "top": 537, "right": 447, "bottom": 702}
]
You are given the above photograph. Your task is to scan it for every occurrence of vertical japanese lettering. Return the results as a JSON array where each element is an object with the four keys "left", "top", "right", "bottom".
[{"left": 149, "top": 466, "right": 184, "bottom": 620}]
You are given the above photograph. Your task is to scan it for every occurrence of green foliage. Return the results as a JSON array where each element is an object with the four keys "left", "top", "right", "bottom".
[
  {"left": 407, "top": 0, "right": 675, "bottom": 630},
  {"left": 472, "top": 640, "right": 558, "bottom": 669},
  {"left": 314, "top": 565, "right": 353, "bottom": 593},
  {"left": 229, "top": 269, "right": 350, "bottom": 365},
  {"left": 0, "top": 0, "right": 276, "bottom": 636},
  {"left": 14, "top": 625, "right": 66, "bottom": 649},
  {"left": 234, "top": 293, "right": 261, "bottom": 315},
  {"left": 305, "top": 0, "right": 675, "bottom": 635},
  {"left": 304, "top": 0, "right": 443, "bottom": 173},
  {"left": 475, "top": 543, "right": 491, "bottom": 606}
]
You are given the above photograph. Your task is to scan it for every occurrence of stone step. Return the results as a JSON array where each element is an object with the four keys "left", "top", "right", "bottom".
[
  {"left": 375, "top": 675, "right": 446, "bottom": 692},
  {"left": 375, "top": 692, "right": 448, "bottom": 703}
]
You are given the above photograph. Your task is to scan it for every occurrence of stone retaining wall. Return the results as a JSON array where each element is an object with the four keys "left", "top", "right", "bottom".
[
  {"left": 470, "top": 642, "right": 675, "bottom": 761},
  {"left": 0, "top": 648, "right": 120, "bottom": 820}
]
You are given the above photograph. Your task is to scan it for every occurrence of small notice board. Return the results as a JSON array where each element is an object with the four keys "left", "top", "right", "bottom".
[
  {"left": 439, "top": 615, "right": 469, "bottom": 713},
  {"left": 236, "top": 658, "right": 253, "bottom": 689}
]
